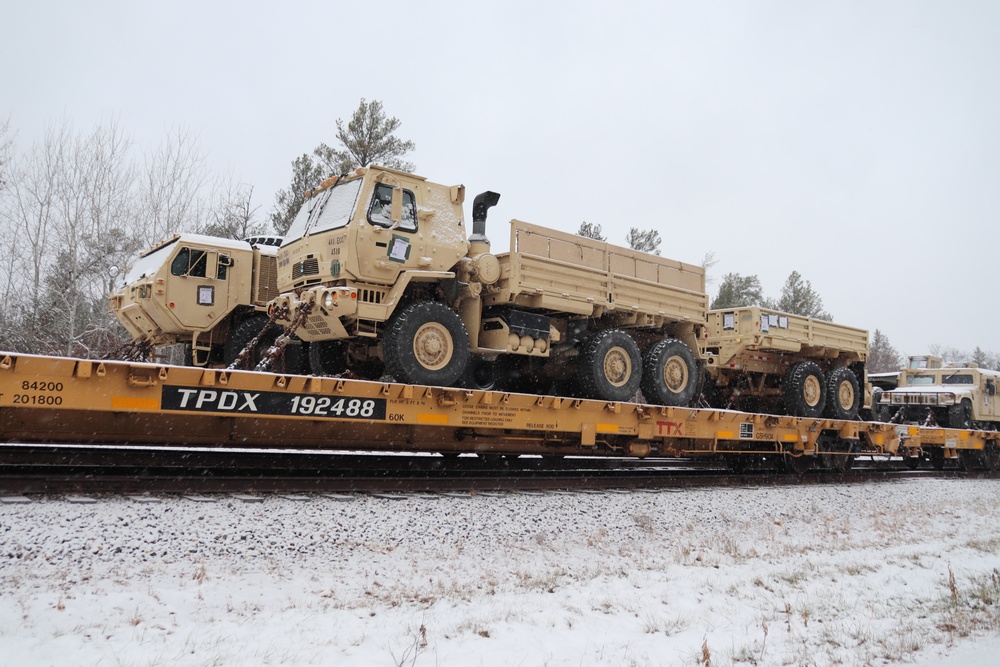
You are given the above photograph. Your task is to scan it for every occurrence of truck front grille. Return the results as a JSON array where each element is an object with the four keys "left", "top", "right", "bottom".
[
  {"left": 292, "top": 259, "right": 319, "bottom": 280},
  {"left": 255, "top": 256, "right": 279, "bottom": 304}
]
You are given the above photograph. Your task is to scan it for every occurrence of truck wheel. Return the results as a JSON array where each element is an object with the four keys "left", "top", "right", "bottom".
[
  {"left": 463, "top": 355, "right": 498, "bottom": 391},
  {"left": 576, "top": 329, "right": 642, "bottom": 402},
  {"left": 640, "top": 339, "right": 698, "bottom": 407},
  {"left": 782, "top": 361, "right": 826, "bottom": 418},
  {"left": 824, "top": 367, "right": 860, "bottom": 420},
  {"left": 383, "top": 301, "right": 470, "bottom": 387},
  {"left": 275, "top": 338, "right": 308, "bottom": 375},
  {"left": 309, "top": 340, "right": 347, "bottom": 376},
  {"left": 225, "top": 315, "right": 276, "bottom": 369},
  {"left": 947, "top": 399, "right": 973, "bottom": 429},
  {"left": 868, "top": 387, "right": 884, "bottom": 421}
]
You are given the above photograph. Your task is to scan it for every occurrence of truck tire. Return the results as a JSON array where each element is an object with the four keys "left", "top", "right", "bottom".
[
  {"left": 382, "top": 301, "right": 470, "bottom": 387},
  {"left": 309, "top": 340, "right": 347, "bottom": 376},
  {"left": 277, "top": 339, "right": 308, "bottom": 375},
  {"left": 824, "top": 367, "right": 860, "bottom": 420},
  {"left": 640, "top": 339, "right": 698, "bottom": 407},
  {"left": 576, "top": 329, "right": 642, "bottom": 402},
  {"left": 463, "top": 355, "right": 498, "bottom": 391},
  {"left": 225, "top": 315, "right": 276, "bottom": 369},
  {"left": 782, "top": 361, "right": 826, "bottom": 418},
  {"left": 947, "top": 399, "right": 973, "bottom": 429}
]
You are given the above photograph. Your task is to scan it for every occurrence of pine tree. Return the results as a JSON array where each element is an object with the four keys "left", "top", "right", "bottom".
[
  {"left": 269, "top": 154, "right": 325, "bottom": 235},
  {"left": 868, "top": 329, "right": 904, "bottom": 373},
  {"left": 577, "top": 221, "right": 606, "bottom": 241},
  {"left": 765, "top": 271, "right": 832, "bottom": 320},
  {"left": 270, "top": 99, "right": 415, "bottom": 235},
  {"left": 313, "top": 99, "right": 415, "bottom": 175},
  {"left": 626, "top": 228, "right": 661, "bottom": 255},
  {"left": 711, "top": 273, "right": 764, "bottom": 309}
]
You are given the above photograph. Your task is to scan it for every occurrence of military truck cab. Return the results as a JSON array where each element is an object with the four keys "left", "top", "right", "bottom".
[
  {"left": 880, "top": 366, "right": 1000, "bottom": 429},
  {"left": 110, "top": 234, "right": 282, "bottom": 367}
]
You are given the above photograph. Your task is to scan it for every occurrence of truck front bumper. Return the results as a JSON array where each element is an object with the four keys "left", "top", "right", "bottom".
[{"left": 270, "top": 287, "right": 358, "bottom": 342}]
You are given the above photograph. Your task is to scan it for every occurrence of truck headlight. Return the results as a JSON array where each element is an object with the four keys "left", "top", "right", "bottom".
[
  {"left": 939, "top": 392, "right": 956, "bottom": 405},
  {"left": 323, "top": 291, "right": 336, "bottom": 309}
]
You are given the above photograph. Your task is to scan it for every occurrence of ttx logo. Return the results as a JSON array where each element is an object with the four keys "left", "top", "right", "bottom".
[{"left": 656, "top": 421, "right": 684, "bottom": 436}]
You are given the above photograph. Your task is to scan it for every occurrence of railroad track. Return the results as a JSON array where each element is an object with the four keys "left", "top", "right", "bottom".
[{"left": 0, "top": 443, "right": 977, "bottom": 496}]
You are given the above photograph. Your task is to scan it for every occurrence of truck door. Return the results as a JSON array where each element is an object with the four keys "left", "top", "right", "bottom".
[
  {"left": 165, "top": 246, "right": 233, "bottom": 330},
  {"left": 983, "top": 376, "right": 998, "bottom": 421},
  {"left": 355, "top": 181, "right": 420, "bottom": 284}
]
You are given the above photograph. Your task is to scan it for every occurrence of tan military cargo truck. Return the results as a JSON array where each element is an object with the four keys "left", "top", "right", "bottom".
[
  {"left": 699, "top": 307, "right": 869, "bottom": 419},
  {"left": 879, "top": 364, "right": 1000, "bottom": 429},
  {"left": 269, "top": 166, "right": 709, "bottom": 403},
  {"left": 109, "top": 233, "right": 303, "bottom": 370}
]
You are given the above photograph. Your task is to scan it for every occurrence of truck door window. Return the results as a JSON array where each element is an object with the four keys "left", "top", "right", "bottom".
[
  {"left": 217, "top": 255, "right": 231, "bottom": 280},
  {"left": 171, "top": 248, "right": 208, "bottom": 277},
  {"left": 368, "top": 184, "right": 416, "bottom": 232}
]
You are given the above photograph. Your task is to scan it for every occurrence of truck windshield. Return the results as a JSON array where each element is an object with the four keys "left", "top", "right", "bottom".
[
  {"left": 906, "top": 375, "right": 935, "bottom": 386},
  {"left": 283, "top": 179, "right": 364, "bottom": 245},
  {"left": 123, "top": 239, "right": 179, "bottom": 285}
]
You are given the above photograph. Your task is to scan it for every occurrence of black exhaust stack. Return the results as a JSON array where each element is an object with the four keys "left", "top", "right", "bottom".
[{"left": 470, "top": 191, "right": 501, "bottom": 247}]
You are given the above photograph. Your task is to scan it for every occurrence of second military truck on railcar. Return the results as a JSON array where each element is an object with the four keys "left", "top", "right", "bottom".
[{"left": 109, "top": 234, "right": 303, "bottom": 369}]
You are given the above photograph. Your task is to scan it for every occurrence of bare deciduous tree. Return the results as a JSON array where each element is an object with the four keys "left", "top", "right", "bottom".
[
  {"left": 0, "top": 119, "right": 230, "bottom": 358},
  {"left": 201, "top": 176, "right": 264, "bottom": 240},
  {"left": 138, "top": 127, "right": 210, "bottom": 245}
]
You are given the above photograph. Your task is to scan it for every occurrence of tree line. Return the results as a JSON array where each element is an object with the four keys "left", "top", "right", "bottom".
[{"left": 0, "top": 117, "right": 273, "bottom": 357}]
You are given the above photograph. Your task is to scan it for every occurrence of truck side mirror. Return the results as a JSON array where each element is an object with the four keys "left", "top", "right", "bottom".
[
  {"left": 987, "top": 379, "right": 996, "bottom": 396},
  {"left": 390, "top": 186, "right": 403, "bottom": 225},
  {"left": 204, "top": 251, "right": 218, "bottom": 280}
]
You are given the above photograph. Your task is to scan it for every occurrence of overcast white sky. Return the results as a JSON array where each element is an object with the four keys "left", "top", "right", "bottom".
[{"left": 3, "top": 1, "right": 998, "bottom": 358}]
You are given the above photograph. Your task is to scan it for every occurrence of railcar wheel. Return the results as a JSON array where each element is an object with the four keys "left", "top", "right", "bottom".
[
  {"left": 782, "top": 361, "right": 826, "bottom": 418},
  {"left": 576, "top": 329, "right": 642, "bottom": 402},
  {"left": 383, "top": 301, "right": 470, "bottom": 387},
  {"left": 225, "top": 315, "right": 277, "bottom": 369},
  {"left": 983, "top": 442, "right": 1000, "bottom": 472},
  {"left": 930, "top": 448, "right": 946, "bottom": 470},
  {"left": 958, "top": 449, "right": 978, "bottom": 472},
  {"left": 817, "top": 434, "right": 855, "bottom": 472},
  {"left": 309, "top": 339, "right": 348, "bottom": 376},
  {"left": 947, "top": 399, "right": 973, "bottom": 430},
  {"left": 904, "top": 455, "right": 921, "bottom": 470},
  {"left": 640, "top": 339, "right": 699, "bottom": 407},
  {"left": 824, "top": 367, "right": 860, "bottom": 421},
  {"left": 783, "top": 453, "right": 815, "bottom": 474},
  {"left": 823, "top": 446, "right": 856, "bottom": 472}
]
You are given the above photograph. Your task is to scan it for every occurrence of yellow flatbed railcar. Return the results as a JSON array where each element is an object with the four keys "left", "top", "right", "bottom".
[{"left": 0, "top": 352, "right": 997, "bottom": 471}]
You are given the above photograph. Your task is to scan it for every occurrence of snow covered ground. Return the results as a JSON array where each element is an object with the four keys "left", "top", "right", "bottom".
[{"left": 2, "top": 477, "right": 999, "bottom": 666}]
